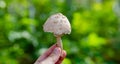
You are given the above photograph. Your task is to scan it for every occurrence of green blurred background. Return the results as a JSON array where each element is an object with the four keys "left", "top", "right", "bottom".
[{"left": 0, "top": 0, "right": 120, "bottom": 64}]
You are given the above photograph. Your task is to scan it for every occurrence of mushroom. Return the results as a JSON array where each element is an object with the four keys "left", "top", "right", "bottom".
[{"left": 43, "top": 13, "right": 71, "bottom": 49}]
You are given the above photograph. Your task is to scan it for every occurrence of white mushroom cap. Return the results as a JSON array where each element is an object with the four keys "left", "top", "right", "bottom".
[{"left": 43, "top": 13, "right": 71, "bottom": 35}]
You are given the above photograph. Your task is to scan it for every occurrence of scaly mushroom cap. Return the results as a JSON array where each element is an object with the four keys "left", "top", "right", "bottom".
[{"left": 43, "top": 13, "right": 71, "bottom": 35}]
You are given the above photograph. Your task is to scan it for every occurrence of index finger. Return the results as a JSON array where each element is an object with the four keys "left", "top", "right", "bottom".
[{"left": 34, "top": 44, "right": 57, "bottom": 64}]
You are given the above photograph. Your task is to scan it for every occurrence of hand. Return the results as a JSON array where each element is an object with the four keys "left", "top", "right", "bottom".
[{"left": 34, "top": 44, "right": 66, "bottom": 64}]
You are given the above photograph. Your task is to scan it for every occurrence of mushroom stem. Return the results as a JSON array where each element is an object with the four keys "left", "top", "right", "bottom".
[{"left": 56, "top": 36, "right": 63, "bottom": 49}]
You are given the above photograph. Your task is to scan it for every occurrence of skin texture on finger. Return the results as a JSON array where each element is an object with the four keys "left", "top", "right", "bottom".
[
  {"left": 40, "top": 47, "right": 61, "bottom": 64},
  {"left": 34, "top": 44, "right": 57, "bottom": 64},
  {"left": 55, "top": 50, "right": 66, "bottom": 64}
]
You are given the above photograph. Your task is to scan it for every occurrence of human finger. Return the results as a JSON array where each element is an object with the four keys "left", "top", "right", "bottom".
[
  {"left": 34, "top": 44, "right": 57, "bottom": 64},
  {"left": 40, "top": 47, "right": 61, "bottom": 64},
  {"left": 55, "top": 50, "right": 67, "bottom": 64}
]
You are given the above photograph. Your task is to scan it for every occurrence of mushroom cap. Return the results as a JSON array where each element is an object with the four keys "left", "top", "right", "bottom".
[{"left": 43, "top": 13, "right": 71, "bottom": 35}]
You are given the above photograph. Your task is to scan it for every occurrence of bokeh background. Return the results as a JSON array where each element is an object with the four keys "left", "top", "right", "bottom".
[{"left": 0, "top": 0, "right": 120, "bottom": 64}]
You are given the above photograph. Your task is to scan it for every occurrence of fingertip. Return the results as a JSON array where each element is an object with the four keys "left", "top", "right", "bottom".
[
  {"left": 44, "top": 47, "right": 61, "bottom": 63},
  {"left": 34, "top": 44, "right": 58, "bottom": 63},
  {"left": 53, "top": 47, "right": 61, "bottom": 55},
  {"left": 61, "top": 50, "right": 66, "bottom": 58},
  {"left": 55, "top": 50, "right": 67, "bottom": 64},
  {"left": 62, "top": 50, "right": 67, "bottom": 57}
]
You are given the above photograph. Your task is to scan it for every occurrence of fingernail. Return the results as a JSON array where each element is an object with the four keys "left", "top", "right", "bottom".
[{"left": 53, "top": 47, "right": 60, "bottom": 54}]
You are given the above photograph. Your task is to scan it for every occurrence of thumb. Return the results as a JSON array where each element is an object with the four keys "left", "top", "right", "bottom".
[{"left": 41, "top": 47, "right": 61, "bottom": 64}]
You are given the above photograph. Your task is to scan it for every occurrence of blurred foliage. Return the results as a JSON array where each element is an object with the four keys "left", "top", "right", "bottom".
[{"left": 0, "top": 0, "right": 120, "bottom": 64}]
